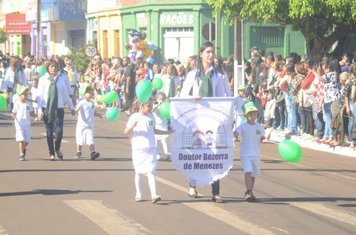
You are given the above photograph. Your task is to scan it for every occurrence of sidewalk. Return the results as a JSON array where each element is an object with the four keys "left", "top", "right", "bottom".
[{"left": 269, "top": 130, "right": 356, "bottom": 158}]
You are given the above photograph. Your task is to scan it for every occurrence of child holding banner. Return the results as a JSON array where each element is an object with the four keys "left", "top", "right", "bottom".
[
  {"left": 125, "top": 98, "right": 172, "bottom": 204},
  {"left": 235, "top": 102, "right": 265, "bottom": 202}
]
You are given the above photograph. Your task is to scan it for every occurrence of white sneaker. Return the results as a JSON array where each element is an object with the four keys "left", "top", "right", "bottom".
[
  {"left": 50, "top": 155, "right": 55, "bottom": 161},
  {"left": 135, "top": 197, "right": 143, "bottom": 202},
  {"left": 152, "top": 195, "right": 161, "bottom": 204}
]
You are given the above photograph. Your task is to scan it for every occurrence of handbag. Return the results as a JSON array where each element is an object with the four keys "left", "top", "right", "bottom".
[{"left": 275, "top": 88, "right": 285, "bottom": 106}]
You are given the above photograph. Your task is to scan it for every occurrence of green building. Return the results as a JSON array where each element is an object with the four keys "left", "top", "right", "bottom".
[{"left": 119, "top": 0, "right": 307, "bottom": 64}]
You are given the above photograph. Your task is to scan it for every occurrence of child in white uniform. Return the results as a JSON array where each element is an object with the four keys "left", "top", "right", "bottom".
[
  {"left": 152, "top": 92, "right": 170, "bottom": 161},
  {"left": 125, "top": 99, "right": 172, "bottom": 203},
  {"left": 11, "top": 85, "right": 33, "bottom": 161},
  {"left": 235, "top": 101, "right": 265, "bottom": 202},
  {"left": 74, "top": 85, "right": 102, "bottom": 160}
]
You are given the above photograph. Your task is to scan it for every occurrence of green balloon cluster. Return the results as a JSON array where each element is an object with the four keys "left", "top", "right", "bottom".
[
  {"left": 158, "top": 102, "right": 170, "bottom": 120},
  {"left": 0, "top": 95, "right": 7, "bottom": 110},
  {"left": 135, "top": 79, "right": 152, "bottom": 104},
  {"left": 152, "top": 76, "right": 163, "bottom": 90},
  {"left": 106, "top": 107, "right": 120, "bottom": 121},
  {"left": 37, "top": 66, "right": 46, "bottom": 76},
  {"left": 278, "top": 140, "right": 303, "bottom": 163},
  {"left": 103, "top": 91, "right": 118, "bottom": 104}
]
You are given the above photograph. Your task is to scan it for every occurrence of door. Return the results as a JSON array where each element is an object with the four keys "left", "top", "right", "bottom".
[{"left": 163, "top": 27, "right": 194, "bottom": 64}]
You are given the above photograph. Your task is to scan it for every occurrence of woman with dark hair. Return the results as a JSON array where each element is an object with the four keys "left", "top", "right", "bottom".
[
  {"left": 320, "top": 57, "right": 341, "bottom": 143},
  {"left": 180, "top": 42, "right": 230, "bottom": 203},
  {"left": 37, "top": 59, "right": 75, "bottom": 160}
]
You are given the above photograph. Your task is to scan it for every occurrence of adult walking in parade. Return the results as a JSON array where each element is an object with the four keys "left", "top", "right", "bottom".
[
  {"left": 37, "top": 59, "right": 75, "bottom": 160},
  {"left": 180, "top": 41, "right": 231, "bottom": 203}
]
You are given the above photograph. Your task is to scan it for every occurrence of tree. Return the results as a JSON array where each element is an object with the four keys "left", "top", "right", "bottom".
[
  {"left": 0, "top": 28, "right": 7, "bottom": 44},
  {"left": 64, "top": 46, "right": 90, "bottom": 75},
  {"left": 207, "top": 0, "right": 356, "bottom": 61}
]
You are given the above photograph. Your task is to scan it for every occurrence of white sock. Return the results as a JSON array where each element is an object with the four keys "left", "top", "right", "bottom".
[
  {"left": 147, "top": 172, "right": 158, "bottom": 199},
  {"left": 134, "top": 172, "right": 142, "bottom": 198}
]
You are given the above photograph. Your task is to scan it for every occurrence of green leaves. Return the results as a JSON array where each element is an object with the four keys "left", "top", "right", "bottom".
[{"left": 207, "top": 0, "right": 356, "bottom": 60}]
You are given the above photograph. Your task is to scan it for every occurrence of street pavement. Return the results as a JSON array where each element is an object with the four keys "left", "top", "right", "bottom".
[{"left": 1, "top": 109, "right": 356, "bottom": 235}]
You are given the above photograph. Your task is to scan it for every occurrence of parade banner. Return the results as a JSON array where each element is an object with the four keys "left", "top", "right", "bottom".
[{"left": 170, "top": 97, "right": 235, "bottom": 186}]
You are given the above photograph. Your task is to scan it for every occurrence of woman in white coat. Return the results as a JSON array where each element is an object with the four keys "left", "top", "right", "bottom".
[{"left": 180, "top": 42, "right": 231, "bottom": 203}]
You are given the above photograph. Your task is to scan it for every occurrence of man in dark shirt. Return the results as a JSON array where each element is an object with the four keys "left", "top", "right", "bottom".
[{"left": 121, "top": 57, "right": 136, "bottom": 112}]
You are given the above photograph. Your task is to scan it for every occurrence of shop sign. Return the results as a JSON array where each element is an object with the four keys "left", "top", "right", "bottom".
[
  {"left": 160, "top": 12, "right": 194, "bottom": 26},
  {"left": 5, "top": 13, "right": 32, "bottom": 35}
]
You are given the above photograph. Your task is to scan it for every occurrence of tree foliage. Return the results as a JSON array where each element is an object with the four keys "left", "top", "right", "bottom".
[
  {"left": 64, "top": 46, "right": 90, "bottom": 75},
  {"left": 0, "top": 28, "right": 7, "bottom": 44},
  {"left": 207, "top": 0, "right": 356, "bottom": 60}
]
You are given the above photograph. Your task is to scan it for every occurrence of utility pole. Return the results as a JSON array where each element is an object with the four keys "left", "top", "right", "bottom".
[
  {"left": 36, "top": 0, "right": 41, "bottom": 58},
  {"left": 233, "top": 18, "right": 244, "bottom": 95}
]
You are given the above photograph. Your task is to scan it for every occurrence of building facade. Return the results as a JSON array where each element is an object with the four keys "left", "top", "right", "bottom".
[
  {"left": 86, "top": 0, "right": 122, "bottom": 59},
  {"left": 120, "top": 0, "right": 234, "bottom": 64},
  {"left": 26, "top": 0, "right": 86, "bottom": 57},
  {"left": 2, "top": 0, "right": 31, "bottom": 56}
]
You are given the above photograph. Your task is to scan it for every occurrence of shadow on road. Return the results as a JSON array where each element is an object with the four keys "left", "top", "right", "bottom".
[
  {"left": 0, "top": 189, "right": 111, "bottom": 197},
  {"left": 0, "top": 168, "right": 176, "bottom": 173}
]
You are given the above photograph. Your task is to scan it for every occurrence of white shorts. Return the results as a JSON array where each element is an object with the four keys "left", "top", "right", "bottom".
[
  {"left": 240, "top": 158, "right": 260, "bottom": 176},
  {"left": 76, "top": 126, "right": 94, "bottom": 146},
  {"left": 16, "top": 126, "right": 31, "bottom": 143}
]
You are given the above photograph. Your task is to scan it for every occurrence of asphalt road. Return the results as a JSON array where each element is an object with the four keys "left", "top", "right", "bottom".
[{"left": 1, "top": 110, "right": 356, "bottom": 235}]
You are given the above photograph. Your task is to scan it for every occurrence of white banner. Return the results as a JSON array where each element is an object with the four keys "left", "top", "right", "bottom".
[{"left": 170, "top": 97, "right": 235, "bottom": 186}]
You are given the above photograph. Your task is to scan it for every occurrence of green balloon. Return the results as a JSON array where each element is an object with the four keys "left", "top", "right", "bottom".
[
  {"left": 106, "top": 107, "right": 120, "bottom": 121},
  {"left": 152, "top": 76, "right": 163, "bottom": 90},
  {"left": 0, "top": 95, "right": 7, "bottom": 110},
  {"left": 37, "top": 66, "right": 46, "bottom": 76},
  {"left": 135, "top": 79, "right": 152, "bottom": 104},
  {"left": 158, "top": 102, "right": 170, "bottom": 120},
  {"left": 278, "top": 140, "right": 303, "bottom": 163},
  {"left": 103, "top": 91, "right": 118, "bottom": 104}
]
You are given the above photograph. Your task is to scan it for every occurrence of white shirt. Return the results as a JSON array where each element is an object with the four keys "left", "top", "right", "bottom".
[
  {"left": 76, "top": 99, "right": 95, "bottom": 128},
  {"left": 161, "top": 74, "right": 180, "bottom": 98},
  {"left": 234, "top": 96, "right": 246, "bottom": 116},
  {"left": 37, "top": 72, "right": 74, "bottom": 113},
  {"left": 180, "top": 67, "right": 230, "bottom": 97},
  {"left": 30, "top": 86, "right": 40, "bottom": 108},
  {"left": 236, "top": 122, "right": 265, "bottom": 159},
  {"left": 153, "top": 110, "right": 169, "bottom": 131},
  {"left": 126, "top": 112, "right": 156, "bottom": 150},
  {"left": 12, "top": 100, "right": 33, "bottom": 128},
  {"left": 4, "top": 68, "right": 27, "bottom": 89}
]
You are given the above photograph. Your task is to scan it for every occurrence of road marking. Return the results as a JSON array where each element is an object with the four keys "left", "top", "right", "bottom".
[
  {"left": 156, "top": 176, "right": 275, "bottom": 234},
  {"left": 261, "top": 153, "right": 356, "bottom": 182},
  {"left": 64, "top": 200, "right": 151, "bottom": 235},
  {"left": 291, "top": 202, "right": 356, "bottom": 226},
  {"left": 0, "top": 224, "right": 9, "bottom": 235}
]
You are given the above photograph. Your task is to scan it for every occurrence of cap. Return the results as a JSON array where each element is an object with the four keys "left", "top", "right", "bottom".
[
  {"left": 250, "top": 46, "right": 259, "bottom": 51},
  {"left": 16, "top": 85, "right": 29, "bottom": 95},
  {"left": 237, "top": 85, "right": 246, "bottom": 91},
  {"left": 242, "top": 101, "right": 258, "bottom": 115},
  {"left": 339, "top": 72, "right": 349, "bottom": 81}
]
